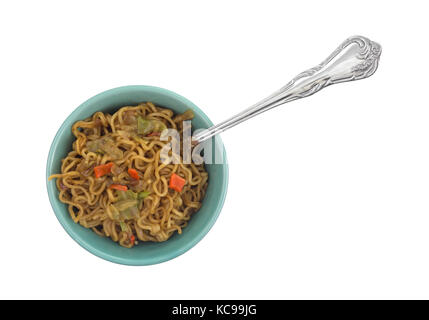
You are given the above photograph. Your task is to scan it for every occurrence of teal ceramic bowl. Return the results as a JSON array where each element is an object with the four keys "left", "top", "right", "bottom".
[{"left": 46, "top": 85, "right": 228, "bottom": 265}]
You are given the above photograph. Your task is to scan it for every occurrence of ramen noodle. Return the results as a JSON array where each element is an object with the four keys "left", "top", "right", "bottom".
[{"left": 48, "top": 103, "right": 208, "bottom": 248}]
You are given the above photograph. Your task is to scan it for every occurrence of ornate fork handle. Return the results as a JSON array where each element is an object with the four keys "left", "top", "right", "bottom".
[{"left": 193, "top": 35, "right": 382, "bottom": 143}]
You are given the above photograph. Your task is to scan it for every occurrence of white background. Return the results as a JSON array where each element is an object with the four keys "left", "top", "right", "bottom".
[{"left": 1, "top": 0, "right": 428, "bottom": 299}]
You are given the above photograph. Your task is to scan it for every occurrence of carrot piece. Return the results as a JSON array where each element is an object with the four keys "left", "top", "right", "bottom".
[
  {"left": 94, "top": 162, "right": 113, "bottom": 178},
  {"left": 169, "top": 173, "right": 186, "bottom": 192},
  {"left": 130, "top": 235, "right": 136, "bottom": 245},
  {"left": 128, "top": 168, "right": 139, "bottom": 180},
  {"left": 109, "top": 184, "right": 128, "bottom": 191},
  {"left": 147, "top": 132, "right": 160, "bottom": 137}
]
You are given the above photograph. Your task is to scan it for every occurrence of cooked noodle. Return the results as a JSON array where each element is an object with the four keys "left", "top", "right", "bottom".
[{"left": 48, "top": 102, "right": 208, "bottom": 248}]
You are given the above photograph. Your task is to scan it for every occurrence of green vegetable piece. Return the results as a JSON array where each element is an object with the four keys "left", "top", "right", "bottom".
[
  {"left": 126, "top": 190, "right": 138, "bottom": 200},
  {"left": 121, "top": 206, "right": 139, "bottom": 220},
  {"left": 138, "top": 191, "right": 150, "bottom": 199},
  {"left": 108, "top": 204, "right": 120, "bottom": 220},
  {"left": 137, "top": 116, "right": 167, "bottom": 135},
  {"left": 113, "top": 199, "right": 138, "bottom": 212},
  {"left": 87, "top": 137, "right": 122, "bottom": 159},
  {"left": 119, "top": 221, "right": 129, "bottom": 232},
  {"left": 137, "top": 117, "right": 152, "bottom": 135},
  {"left": 116, "top": 190, "right": 128, "bottom": 201}
]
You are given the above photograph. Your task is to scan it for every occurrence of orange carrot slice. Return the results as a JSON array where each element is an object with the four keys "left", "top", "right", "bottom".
[
  {"left": 128, "top": 168, "right": 139, "bottom": 180},
  {"left": 94, "top": 162, "right": 113, "bottom": 178},
  {"left": 169, "top": 173, "right": 186, "bottom": 192},
  {"left": 109, "top": 184, "right": 128, "bottom": 191}
]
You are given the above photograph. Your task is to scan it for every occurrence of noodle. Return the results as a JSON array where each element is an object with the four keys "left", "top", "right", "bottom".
[{"left": 49, "top": 103, "right": 208, "bottom": 248}]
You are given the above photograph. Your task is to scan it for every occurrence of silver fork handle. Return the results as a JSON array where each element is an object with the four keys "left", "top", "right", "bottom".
[{"left": 193, "top": 35, "right": 382, "bottom": 143}]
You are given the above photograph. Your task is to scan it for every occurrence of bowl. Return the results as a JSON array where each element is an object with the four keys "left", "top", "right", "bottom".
[{"left": 46, "top": 85, "right": 229, "bottom": 265}]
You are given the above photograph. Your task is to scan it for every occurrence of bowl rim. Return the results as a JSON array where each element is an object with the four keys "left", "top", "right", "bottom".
[{"left": 46, "top": 85, "right": 229, "bottom": 266}]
